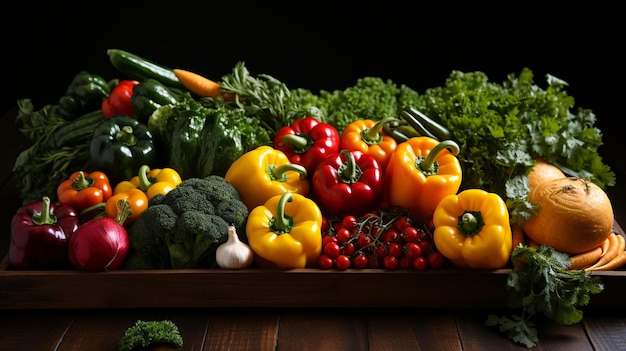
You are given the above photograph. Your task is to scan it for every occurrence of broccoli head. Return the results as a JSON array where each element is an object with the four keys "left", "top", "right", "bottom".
[
  {"left": 123, "top": 203, "right": 178, "bottom": 270},
  {"left": 122, "top": 175, "right": 249, "bottom": 269},
  {"left": 216, "top": 199, "right": 249, "bottom": 243},
  {"left": 168, "top": 210, "right": 230, "bottom": 269},
  {"left": 176, "top": 175, "right": 243, "bottom": 204},
  {"left": 118, "top": 319, "right": 183, "bottom": 351}
]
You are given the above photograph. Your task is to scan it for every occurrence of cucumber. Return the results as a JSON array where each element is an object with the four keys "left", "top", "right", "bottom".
[
  {"left": 107, "top": 49, "right": 186, "bottom": 90},
  {"left": 45, "top": 109, "right": 105, "bottom": 149}
]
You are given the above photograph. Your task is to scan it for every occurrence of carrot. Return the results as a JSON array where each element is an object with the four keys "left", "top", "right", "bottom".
[
  {"left": 569, "top": 246, "right": 603, "bottom": 270},
  {"left": 511, "top": 224, "right": 525, "bottom": 252},
  {"left": 173, "top": 68, "right": 222, "bottom": 98},
  {"left": 585, "top": 233, "right": 623, "bottom": 271},
  {"left": 587, "top": 250, "right": 626, "bottom": 271},
  {"left": 599, "top": 236, "right": 611, "bottom": 257}
]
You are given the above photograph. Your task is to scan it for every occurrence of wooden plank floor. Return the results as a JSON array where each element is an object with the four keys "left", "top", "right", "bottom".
[{"left": 1, "top": 105, "right": 625, "bottom": 351}]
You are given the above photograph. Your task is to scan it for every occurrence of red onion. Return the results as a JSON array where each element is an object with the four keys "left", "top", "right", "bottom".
[{"left": 68, "top": 217, "right": 130, "bottom": 272}]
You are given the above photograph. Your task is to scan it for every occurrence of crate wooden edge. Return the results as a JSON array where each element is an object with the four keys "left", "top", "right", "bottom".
[{"left": 1, "top": 223, "right": 624, "bottom": 310}]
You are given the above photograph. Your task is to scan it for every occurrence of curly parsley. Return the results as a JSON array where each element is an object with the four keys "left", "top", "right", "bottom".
[{"left": 486, "top": 245, "right": 604, "bottom": 348}]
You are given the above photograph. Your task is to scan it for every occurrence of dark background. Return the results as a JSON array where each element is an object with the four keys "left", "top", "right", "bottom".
[{"left": 2, "top": 2, "right": 622, "bottom": 141}]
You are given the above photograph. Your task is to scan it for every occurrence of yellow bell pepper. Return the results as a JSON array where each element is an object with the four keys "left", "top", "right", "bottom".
[
  {"left": 432, "top": 189, "right": 512, "bottom": 270},
  {"left": 225, "top": 145, "right": 310, "bottom": 211},
  {"left": 246, "top": 192, "right": 323, "bottom": 269},
  {"left": 384, "top": 137, "right": 462, "bottom": 223},
  {"left": 114, "top": 165, "right": 181, "bottom": 200}
]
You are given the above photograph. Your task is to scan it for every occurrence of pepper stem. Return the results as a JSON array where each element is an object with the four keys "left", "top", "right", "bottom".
[
  {"left": 417, "top": 140, "right": 460, "bottom": 175},
  {"left": 31, "top": 196, "right": 57, "bottom": 225},
  {"left": 360, "top": 117, "right": 397, "bottom": 145},
  {"left": 271, "top": 192, "right": 294, "bottom": 234},
  {"left": 116, "top": 125, "right": 137, "bottom": 146},
  {"left": 457, "top": 211, "right": 484, "bottom": 237},
  {"left": 137, "top": 164, "right": 154, "bottom": 192},
  {"left": 115, "top": 198, "right": 132, "bottom": 225},
  {"left": 280, "top": 134, "right": 312, "bottom": 154},
  {"left": 337, "top": 149, "right": 362, "bottom": 184},
  {"left": 71, "top": 171, "right": 94, "bottom": 191},
  {"left": 269, "top": 163, "right": 308, "bottom": 181}
]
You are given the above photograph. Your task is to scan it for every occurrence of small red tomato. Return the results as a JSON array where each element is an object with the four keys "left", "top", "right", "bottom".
[
  {"left": 399, "top": 256, "right": 412, "bottom": 269},
  {"left": 335, "top": 228, "right": 351, "bottom": 243},
  {"left": 324, "top": 241, "right": 341, "bottom": 258},
  {"left": 387, "top": 242, "right": 403, "bottom": 257},
  {"left": 404, "top": 242, "right": 423, "bottom": 259},
  {"left": 353, "top": 253, "right": 368, "bottom": 269},
  {"left": 357, "top": 233, "right": 371, "bottom": 248},
  {"left": 342, "top": 242, "right": 356, "bottom": 256},
  {"left": 413, "top": 256, "right": 428, "bottom": 271},
  {"left": 402, "top": 227, "right": 420, "bottom": 243},
  {"left": 381, "top": 229, "right": 399, "bottom": 243},
  {"left": 335, "top": 255, "right": 351, "bottom": 270},
  {"left": 322, "top": 234, "right": 338, "bottom": 247},
  {"left": 383, "top": 255, "right": 399, "bottom": 270},
  {"left": 342, "top": 215, "right": 358, "bottom": 230},
  {"left": 427, "top": 252, "right": 446, "bottom": 269},
  {"left": 393, "top": 216, "right": 411, "bottom": 232},
  {"left": 319, "top": 254, "right": 334, "bottom": 269},
  {"left": 419, "top": 240, "right": 432, "bottom": 253}
]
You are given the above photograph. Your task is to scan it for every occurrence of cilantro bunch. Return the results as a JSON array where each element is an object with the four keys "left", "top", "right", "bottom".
[{"left": 486, "top": 245, "right": 604, "bottom": 348}]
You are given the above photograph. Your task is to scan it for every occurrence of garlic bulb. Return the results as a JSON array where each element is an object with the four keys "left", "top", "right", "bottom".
[{"left": 216, "top": 225, "right": 254, "bottom": 269}]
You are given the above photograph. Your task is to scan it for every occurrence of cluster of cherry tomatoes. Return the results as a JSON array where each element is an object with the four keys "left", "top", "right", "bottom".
[{"left": 319, "top": 206, "right": 447, "bottom": 270}]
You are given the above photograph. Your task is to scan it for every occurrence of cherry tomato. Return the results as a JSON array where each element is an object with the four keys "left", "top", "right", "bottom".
[
  {"left": 403, "top": 242, "right": 423, "bottom": 258},
  {"left": 368, "top": 255, "right": 381, "bottom": 268},
  {"left": 399, "top": 256, "right": 412, "bottom": 269},
  {"left": 419, "top": 240, "right": 432, "bottom": 253},
  {"left": 321, "top": 217, "right": 331, "bottom": 233},
  {"left": 393, "top": 215, "right": 411, "bottom": 232},
  {"left": 335, "top": 255, "right": 351, "bottom": 270},
  {"left": 387, "top": 242, "right": 403, "bottom": 257},
  {"left": 383, "top": 255, "right": 399, "bottom": 270},
  {"left": 319, "top": 254, "right": 333, "bottom": 269},
  {"left": 353, "top": 253, "right": 368, "bottom": 269},
  {"left": 322, "top": 234, "right": 338, "bottom": 247},
  {"left": 342, "top": 215, "right": 358, "bottom": 230},
  {"left": 427, "top": 252, "right": 446, "bottom": 269},
  {"left": 402, "top": 226, "right": 419, "bottom": 243},
  {"left": 381, "top": 229, "right": 399, "bottom": 243},
  {"left": 324, "top": 241, "right": 341, "bottom": 258},
  {"left": 342, "top": 242, "right": 356, "bottom": 256},
  {"left": 357, "top": 233, "right": 371, "bottom": 248},
  {"left": 376, "top": 244, "right": 388, "bottom": 258},
  {"left": 335, "top": 228, "right": 351, "bottom": 243},
  {"left": 413, "top": 256, "right": 428, "bottom": 271}
]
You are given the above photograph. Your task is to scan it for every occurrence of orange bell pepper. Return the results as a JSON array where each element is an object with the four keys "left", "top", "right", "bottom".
[
  {"left": 114, "top": 165, "right": 182, "bottom": 200},
  {"left": 384, "top": 137, "right": 462, "bottom": 223},
  {"left": 105, "top": 188, "right": 148, "bottom": 226},
  {"left": 340, "top": 117, "right": 398, "bottom": 170},
  {"left": 57, "top": 171, "right": 113, "bottom": 212}
]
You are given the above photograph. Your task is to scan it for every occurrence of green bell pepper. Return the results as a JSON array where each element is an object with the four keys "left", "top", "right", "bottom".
[
  {"left": 89, "top": 115, "right": 157, "bottom": 185},
  {"left": 58, "top": 71, "right": 113, "bottom": 120},
  {"left": 131, "top": 79, "right": 183, "bottom": 123}
]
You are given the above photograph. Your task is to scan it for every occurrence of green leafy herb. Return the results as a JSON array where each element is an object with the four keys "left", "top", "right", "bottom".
[
  {"left": 118, "top": 319, "right": 183, "bottom": 351},
  {"left": 411, "top": 68, "right": 615, "bottom": 222},
  {"left": 486, "top": 245, "right": 604, "bottom": 348}
]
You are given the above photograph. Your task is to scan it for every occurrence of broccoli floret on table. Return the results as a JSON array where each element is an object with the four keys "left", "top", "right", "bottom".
[
  {"left": 118, "top": 319, "right": 183, "bottom": 351},
  {"left": 122, "top": 175, "right": 249, "bottom": 269}
]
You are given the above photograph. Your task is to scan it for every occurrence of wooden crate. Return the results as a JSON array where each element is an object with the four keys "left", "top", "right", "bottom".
[{"left": 1, "top": 223, "right": 624, "bottom": 310}]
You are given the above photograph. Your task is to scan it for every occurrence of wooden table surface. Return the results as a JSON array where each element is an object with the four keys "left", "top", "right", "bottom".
[{"left": 1, "top": 105, "right": 625, "bottom": 351}]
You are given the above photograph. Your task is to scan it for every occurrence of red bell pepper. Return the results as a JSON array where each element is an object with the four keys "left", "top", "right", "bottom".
[
  {"left": 311, "top": 149, "right": 384, "bottom": 218},
  {"left": 9, "top": 196, "right": 80, "bottom": 270},
  {"left": 101, "top": 80, "right": 139, "bottom": 118},
  {"left": 274, "top": 117, "right": 340, "bottom": 175}
]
